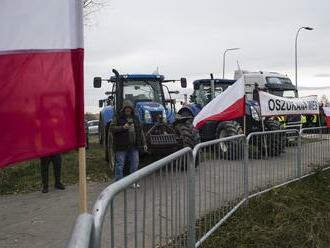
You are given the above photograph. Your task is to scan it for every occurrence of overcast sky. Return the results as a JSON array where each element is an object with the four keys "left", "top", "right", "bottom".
[{"left": 84, "top": 0, "right": 330, "bottom": 112}]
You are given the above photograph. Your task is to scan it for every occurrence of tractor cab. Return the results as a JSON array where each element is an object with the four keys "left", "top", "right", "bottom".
[
  {"left": 191, "top": 79, "right": 236, "bottom": 107},
  {"left": 111, "top": 74, "right": 171, "bottom": 124},
  {"left": 178, "top": 78, "right": 236, "bottom": 118},
  {"left": 124, "top": 79, "right": 169, "bottom": 124}
]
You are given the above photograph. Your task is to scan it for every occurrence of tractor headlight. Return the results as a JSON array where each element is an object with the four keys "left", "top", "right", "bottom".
[
  {"left": 144, "top": 110, "right": 152, "bottom": 122},
  {"left": 162, "top": 109, "right": 167, "bottom": 123},
  {"left": 250, "top": 106, "right": 260, "bottom": 121}
]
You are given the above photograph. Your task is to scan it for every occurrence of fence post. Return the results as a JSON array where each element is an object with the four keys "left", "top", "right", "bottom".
[
  {"left": 297, "top": 131, "right": 302, "bottom": 178},
  {"left": 187, "top": 151, "right": 196, "bottom": 247},
  {"left": 243, "top": 137, "right": 249, "bottom": 205}
]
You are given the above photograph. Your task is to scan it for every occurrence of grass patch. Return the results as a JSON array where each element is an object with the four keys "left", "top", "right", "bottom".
[
  {"left": 203, "top": 169, "right": 330, "bottom": 248},
  {"left": 0, "top": 136, "right": 111, "bottom": 194},
  {"left": 0, "top": 135, "right": 166, "bottom": 195}
]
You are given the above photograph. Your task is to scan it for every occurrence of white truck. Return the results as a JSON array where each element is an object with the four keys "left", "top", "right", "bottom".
[
  {"left": 234, "top": 70, "right": 301, "bottom": 140},
  {"left": 234, "top": 70, "right": 298, "bottom": 101}
]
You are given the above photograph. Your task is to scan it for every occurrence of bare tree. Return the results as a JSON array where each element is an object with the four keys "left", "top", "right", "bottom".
[{"left": 83, "top": 0, "right": 104, "bottom": 25}]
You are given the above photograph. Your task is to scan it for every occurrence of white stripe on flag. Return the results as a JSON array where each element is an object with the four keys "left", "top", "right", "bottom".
[
  {"left": 193, "top": 77, "right": 245, "bottom": 128},
  {"left": 1, "top": 0, "right": 83, "bottom": 51},
  {"left": 323, "top": 107, "right": 330, "bottom": 117}
]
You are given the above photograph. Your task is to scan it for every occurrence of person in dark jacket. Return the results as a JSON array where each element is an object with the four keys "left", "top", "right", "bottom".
[
  {"left": 40, "top": 154, "right": 65, "bottom": 193},
  {"left": 110, "top": 100, "right": 147, "bottom": 186}
]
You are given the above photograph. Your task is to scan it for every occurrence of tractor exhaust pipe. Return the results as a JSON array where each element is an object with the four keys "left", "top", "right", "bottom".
[
  {"left": 210, "top": 73, "right": 215, "bottom": 100},
  {"left": 112, "top": 69, "right": 120, "bottom": 79}
]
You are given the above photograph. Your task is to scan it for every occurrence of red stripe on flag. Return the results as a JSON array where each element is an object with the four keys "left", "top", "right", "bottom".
[
  {"left": 195, "top": 97, "right": 245, "bottom": 129},
  {"left": 0, "top": 49, "right": 85, "bottom": 168},
  {"left": 327, "top": 117, "right": 330, "bottom": 128}
]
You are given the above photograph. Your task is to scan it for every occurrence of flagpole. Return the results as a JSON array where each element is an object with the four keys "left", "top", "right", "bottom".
[
  {"left": 243, "top": 95, "right": 246, "bottom": 136},
  {"left": 79, "top": 147, "right": 88, "bottom": 213},
  {"left": 257, "top": 88, "right": 268, "bottom": 158},
  {"left": 261, "top": 118, "right": 269, "bottom": 158},
  {"left": 243, "top": 115, "right": 246, "bottom": 136}
]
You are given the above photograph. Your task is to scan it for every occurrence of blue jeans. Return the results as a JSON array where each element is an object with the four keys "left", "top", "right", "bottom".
[{"left": 115, "top": 148, "right": 139, "bottom": 181}]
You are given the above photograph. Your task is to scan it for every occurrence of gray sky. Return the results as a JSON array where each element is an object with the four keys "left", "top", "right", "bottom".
[{"left": 84, "top": 0, "right": 330, "bottom": 113}]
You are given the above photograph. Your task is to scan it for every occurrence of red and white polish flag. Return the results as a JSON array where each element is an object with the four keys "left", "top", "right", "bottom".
[
  {"left": 193, "top": 77, "right": 245, "bottom": 129},
  {"left": 0, "top": 0, "right": 85, "bottom": 168},
  {"left": 323, "top": 107, "right": 330, "bottom": 128}
]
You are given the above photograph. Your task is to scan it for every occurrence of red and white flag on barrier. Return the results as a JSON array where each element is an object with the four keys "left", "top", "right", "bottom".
[
  {"left": 0, "top": 0, "right": 85, "bottom": 168},
  {"left": 193, "top": 77, "right": 245, "bottom": 129},
  {"left": 323, "top": 107, "right": 330, "bottom": 128}
]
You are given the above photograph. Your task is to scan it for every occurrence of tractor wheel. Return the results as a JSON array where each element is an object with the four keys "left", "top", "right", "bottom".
[
  {"left": 176, "top": 121, "right": 199, "bottom": 169},
  {"left": 264, "top": 120, "right": 285, "bottom": 157},
  {"left": 180, "top": 109, "right": 193, "bottom": 118},
  {"left": 176, "top": 121, "right": 197, "bottom": 148},
  {"left": 216, "top": 121, "right": 243, "bottom": 160},
  {"left": 105, "top": 126, "right": 115, "bottom": 170},
  {"left": 179, "top": 110, "right": 194, "bottom": 124},
  {"left": 98, "top": 120, "right": 104, "bottom": 145}
]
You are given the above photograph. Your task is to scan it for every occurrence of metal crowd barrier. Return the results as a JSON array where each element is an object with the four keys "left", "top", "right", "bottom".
[
  {"left": 91, "top": 147, "right": 193, "bottom": 248},
  {"left": 67, "top": 127, "right": 330, "bottom": 248},
  {"left": 66, "top": 213, "right": 94, "bottom": 248},
  {"left": 192, "top": 135, "right": 246, "bottom": 247},
  {"left": 247, "top": 129, "right": 300, "bottom": 194},
  {"left": 300, "top": 127, "right": 330, "bottom": 174}
]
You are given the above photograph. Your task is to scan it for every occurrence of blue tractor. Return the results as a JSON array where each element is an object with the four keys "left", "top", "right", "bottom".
[
  {"left": 94, "top": 69, "right": 198, "bottom": 165},
  {"left": 178, "top": 75, "right": 284, "bottom": 158},
  {"left": 178, "top": 78, "right": 236, "bottom": 119}
]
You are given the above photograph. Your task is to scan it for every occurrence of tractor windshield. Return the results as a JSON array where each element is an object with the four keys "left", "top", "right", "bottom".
[
  {"left": 195, "top": 84, "right": 227, "bottom": 106},
  {"left": 123, "top": 80, "right": 163, "bottom": 104}
]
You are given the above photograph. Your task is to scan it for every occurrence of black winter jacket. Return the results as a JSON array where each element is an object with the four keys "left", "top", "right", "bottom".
[{"left": 110, "top": 113, "right": 146, "bottom": 151}]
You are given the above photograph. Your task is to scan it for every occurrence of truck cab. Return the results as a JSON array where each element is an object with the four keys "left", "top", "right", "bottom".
[
  {"left": 234, "top": 70, "right": 300, "bottom": 129},
  {"left": 234, "top": 70, "right": 298, "bottom": 101}
]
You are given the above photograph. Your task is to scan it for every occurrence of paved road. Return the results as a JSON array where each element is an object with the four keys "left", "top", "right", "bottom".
[
  {"left": 1, "top": 138, "right": 329, "bottom": 248},
  {"left": 0, "top": 182, "right": 112, "bottom": 248}
]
